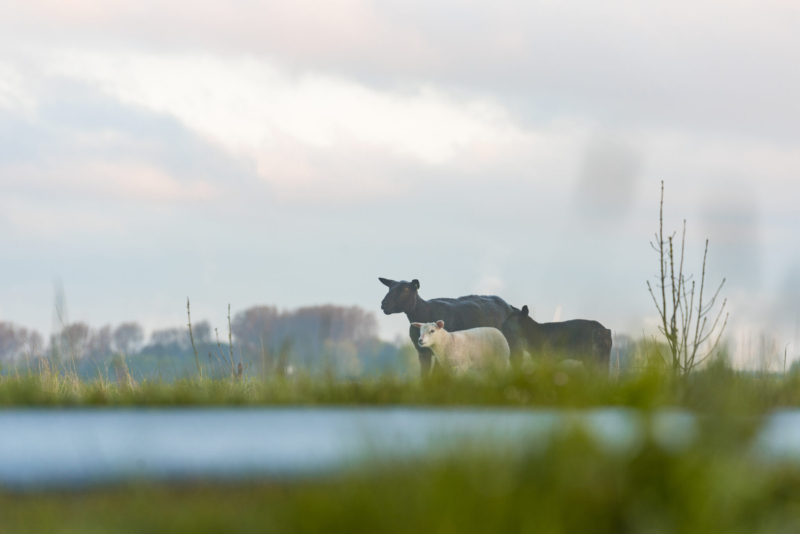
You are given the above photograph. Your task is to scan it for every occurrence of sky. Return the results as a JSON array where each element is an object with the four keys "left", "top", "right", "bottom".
[{"left": 0, "top": 0, "right": 799, "bottom": 368}]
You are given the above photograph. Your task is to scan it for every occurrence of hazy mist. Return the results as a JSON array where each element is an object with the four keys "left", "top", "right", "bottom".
[{"left": 1, "top": 0, "right": 799, "bottom": 369}]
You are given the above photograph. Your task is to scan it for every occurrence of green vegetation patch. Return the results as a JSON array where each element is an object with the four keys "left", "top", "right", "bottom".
[
  {"left": 2, "top": 422, "right": 800, "bottom": 534},
  {"left": 2, "top": 361, "right": 800, "bottom": 414}
]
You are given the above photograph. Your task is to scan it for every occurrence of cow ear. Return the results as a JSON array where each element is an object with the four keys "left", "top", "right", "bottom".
[
  {"left": 521, "top": 305, "right": 529, "bottom": 317},
  {"left": 379, "top": 277, "right": 395, "bottom": 287},
  {"left": 411, "top": 323, "right": 423, "bottom": 328},
  {"left": 412, "top": 279, "right": 420, "bottom": 290},
  {"left": 435, "top": 320, "right": 444, "bottom": 329}
]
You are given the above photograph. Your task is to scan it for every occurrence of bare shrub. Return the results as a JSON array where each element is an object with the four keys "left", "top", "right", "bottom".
[{"left": 647, "top": 182, "right": 729, "bottom": 375}]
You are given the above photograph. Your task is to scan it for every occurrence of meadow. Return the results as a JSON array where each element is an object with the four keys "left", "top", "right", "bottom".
[
  {"left": 0, "top": 354, "right": 799, "bottom": 414},
  {"left": 4, "top": 341, "right": 800, "bottom": 533}
]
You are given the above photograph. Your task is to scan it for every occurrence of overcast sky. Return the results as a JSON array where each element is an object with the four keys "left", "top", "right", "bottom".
[{"left": 1, "top": 0, "right": 798, "bottom": 367}]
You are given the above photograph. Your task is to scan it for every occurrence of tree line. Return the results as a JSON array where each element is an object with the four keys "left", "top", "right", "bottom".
[{"left": 0, "top": 304, "right": 410, "bottom": 378}]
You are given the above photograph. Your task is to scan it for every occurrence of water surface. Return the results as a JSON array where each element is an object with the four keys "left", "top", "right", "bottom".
[{"left": 0, "top": 407, "right": 789, "bottom": 489}]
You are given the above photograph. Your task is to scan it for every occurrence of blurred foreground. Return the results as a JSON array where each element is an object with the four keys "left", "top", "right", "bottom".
[
  {"left": 2, "top": 417, "right": 799, "bottom": 533},
  {"left": 3, "top": 363, "right": 800, "bottom": 531}
]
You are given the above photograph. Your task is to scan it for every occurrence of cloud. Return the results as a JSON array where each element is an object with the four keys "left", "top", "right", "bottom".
[
  {"left": 0, "top": 196, "right": 123, "bottom": 238},
  {"left": 473, "top": 274, "right": 505, "bottom": 296},
  {"left": 45, "top": 50, "right": 537, "bottom": 200},
  {"left": 0, "top": 62, "right": 34, "bottom": 111},
  {"left": 0, "top": 74, "right": 253, "bottom": 209},
  {"left": 3, "top": 1, "right": 800, "bottom": 139},
  {"left": 575, "top": 133, "right": 644, "bottom": 219},
  {"left": 5, "top": 161, "right": 216, "bottom": 203},
  {"left": 698, "top": 178, "right": 762, "bottom": 290}
]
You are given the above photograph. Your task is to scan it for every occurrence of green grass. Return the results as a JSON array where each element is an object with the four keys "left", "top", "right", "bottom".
[
  {"left": 2, "top": 420, "right": 799, "bottom": 534},
  {"left": 2, "top": 359, "right": 800, "bottom": 414},
  {"left": 4, "top": 360, "right": 800, "bottom": 532}
]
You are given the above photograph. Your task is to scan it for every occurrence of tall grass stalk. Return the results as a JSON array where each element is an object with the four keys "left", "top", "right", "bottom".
[
  {"left": 228, "top": 304, "right": 236, "bottom": 379},
  {"left": 186, "top": 298, "right": 202, "bottom": 378}
]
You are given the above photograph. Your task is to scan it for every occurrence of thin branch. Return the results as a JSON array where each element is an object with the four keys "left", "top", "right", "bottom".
[
  {"left": 704, "top": 312, "right": 729, "bottom": 357},
  {"left": 647, "top": 281, "right": 666, "bottom": 317},
  {"left": 697, "top": 299, "right": 727, "bottom": 346}
]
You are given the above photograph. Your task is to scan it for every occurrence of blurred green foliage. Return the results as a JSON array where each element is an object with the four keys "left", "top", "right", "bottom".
[
  {"left": 4, "top": 358, "right": 800, "bottom": 532},
  {"left": 2, "top": 418, "right": 799, "bottom": 534}
]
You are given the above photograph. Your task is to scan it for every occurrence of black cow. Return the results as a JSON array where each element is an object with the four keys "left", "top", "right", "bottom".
[
  {"left": 501, "top": 305, "right": 612, "bottom": 368},
  {"left": 378, "top": 278, "right": 512, "bottom": 377}
]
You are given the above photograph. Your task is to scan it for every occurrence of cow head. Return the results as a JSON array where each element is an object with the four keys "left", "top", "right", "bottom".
[
  {"left": 501, "top": 305, "right": 531, "bottom": 356},
  {"left": 411, "top": 320, "right": 445, "bottom": 348},
  {"left": 378, "top": 277, "right": 420, "bottom": 315}
]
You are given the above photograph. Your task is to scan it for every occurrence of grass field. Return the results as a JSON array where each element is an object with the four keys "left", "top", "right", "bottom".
[
  {"left": 4, "top": 355, "right": 800, "bottom": 532},
  {"left": 1, "top": 357, "right": 800, "bottom": 414}
]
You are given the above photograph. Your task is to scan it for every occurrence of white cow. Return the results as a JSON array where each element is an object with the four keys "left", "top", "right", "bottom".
[{"left": 411, "top": 320, "right": 510, "bottom": 376}]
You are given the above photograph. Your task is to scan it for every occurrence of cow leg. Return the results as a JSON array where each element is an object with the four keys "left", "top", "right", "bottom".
[
  {"left": 591, "top": 329, "right": 613, "bottom": 368},
  {"left": 417, "top": 349, "right": 436, "bottom": 378},
  {"left": 509, "top": 349, "right": 524, "bottom": 370},
  {"left": 410, "top": 323, "right": 438, "bottom": 378}
]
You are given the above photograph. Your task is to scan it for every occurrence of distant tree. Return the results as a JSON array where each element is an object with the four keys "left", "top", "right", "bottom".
[
  {"left": 88, "top": 325, "right": 113, "bottom": 357},
  {"left": 113, "top": 322, "right": 144, "bottom": 355},
  {"left": 51, "top": 322, "right": 91, "bottom": 360},
  {"left": 0, "top": 322, "right": 38, "bottom": 361},
  {"left": 232, "top": 306, "right": 280, "bottom": 362},
  {"left": 0, "top": 323, "right": 23, "bottom": 361},
  {"left": 144, "top": 326, "right": 193, "bottom": 356},
  {"left": 193, "top": 320, "right": 211, "bottom": 343},
  {"left": 27, "top": 331, "right": 44, "bottom": 357},
  {"left": 69, "top": 322, "right": 91, "bottom": 359},
  {"left": 232, "top": 304, "right": 379, "bottom": 372}
]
